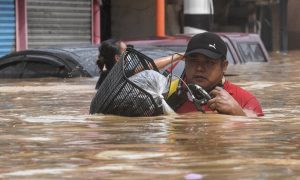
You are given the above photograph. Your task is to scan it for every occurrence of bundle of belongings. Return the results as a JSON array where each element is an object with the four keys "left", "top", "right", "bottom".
[{"left": 89, "top": 48, "right": 175, "bottom": 116}]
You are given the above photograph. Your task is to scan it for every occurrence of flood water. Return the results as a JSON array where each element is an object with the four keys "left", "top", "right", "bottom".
[{"left": 1, "top": 51, "right": 300, "bottom": 179}]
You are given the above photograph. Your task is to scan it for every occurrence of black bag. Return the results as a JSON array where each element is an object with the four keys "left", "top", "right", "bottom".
[{"left": 90, "top": 48, "right": 170, "bottom": 116}]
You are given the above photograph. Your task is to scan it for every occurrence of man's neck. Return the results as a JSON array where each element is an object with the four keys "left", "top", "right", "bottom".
[{"left": 205, "top": 76, "right": 225, "bottom": 92}]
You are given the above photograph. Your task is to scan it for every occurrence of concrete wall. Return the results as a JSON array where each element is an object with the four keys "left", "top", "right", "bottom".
[
  {"left": 111, "top": 0, "right": 156, "bottom": 39},
  {"left": 288, "top": 0, "right": 300, "bottom": 50},
  {"left": 166, "top": 0, "right": 183, "bottom": 35}
]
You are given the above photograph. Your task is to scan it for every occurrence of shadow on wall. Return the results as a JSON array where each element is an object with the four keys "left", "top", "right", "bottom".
[
  {"left": 288, "top": 0, "right": 300, "bottom": 50},
  {"left": 111, "top": 0, "right": 156, "bottom": 39}
]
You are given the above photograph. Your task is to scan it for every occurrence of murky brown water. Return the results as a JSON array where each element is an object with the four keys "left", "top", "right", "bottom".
[{"left": 1, "top": 51, "right": 300, "bottom": 179}]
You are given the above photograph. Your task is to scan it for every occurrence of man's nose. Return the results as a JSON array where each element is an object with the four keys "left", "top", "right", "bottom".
[{"left": 195, "top": 63, "right": 206, "bottom": 72}]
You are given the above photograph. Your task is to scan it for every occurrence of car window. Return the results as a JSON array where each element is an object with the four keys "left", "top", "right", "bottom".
[
  {"left": 0, "top": 61, "right": 68, "bottom": 78},
  {"left": 22, "top": 61, "right": 68, "bottom": 78},
  {"left": 237, "top": 42, "right": 266, "bottom": 62},
  {"left": 0, "top": 61, "right": 25, "bottom": 78},
  {"left": 226, "top": 50, "right": 234, "bottom": 64},
  {"left": 225, "top": 44, "right": 235, "bottom": 64}
]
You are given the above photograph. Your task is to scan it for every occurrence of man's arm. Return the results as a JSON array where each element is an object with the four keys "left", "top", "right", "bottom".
[
  {"left": 207, "top": 86, "right": 260, "bottom": 117},
  {"left": 153, "top": 53, "right": 183, "bottom": 70}
]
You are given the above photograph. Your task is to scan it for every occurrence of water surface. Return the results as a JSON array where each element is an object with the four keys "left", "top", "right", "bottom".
[{"left": 1, "top": 52, "right": 300, "bottom": 179}]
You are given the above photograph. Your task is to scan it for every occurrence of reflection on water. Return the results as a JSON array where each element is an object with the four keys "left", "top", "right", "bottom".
[{"left": 1, "top": 52, "right": 300, "bottom": 179}]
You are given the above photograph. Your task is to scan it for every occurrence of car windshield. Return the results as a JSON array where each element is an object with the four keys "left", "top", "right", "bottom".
[
  {"left": 0, "top": 60, "right": 68, "bottom": 78},
  {"left": 237, "top": 42, "right": 266, "bottom": 62},
  {"left": 225, "top": 44, "right": 235, "bottom": 64}
]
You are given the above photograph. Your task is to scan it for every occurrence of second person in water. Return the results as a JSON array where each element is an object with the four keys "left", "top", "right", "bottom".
[{"left": 95, "top": 38, "right": 183, "bottom": 89}]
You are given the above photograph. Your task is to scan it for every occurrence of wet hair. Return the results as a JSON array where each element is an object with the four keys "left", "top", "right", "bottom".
[
  {"left": 95, "top": 39, "right": 122, "bottom": 89},
  {"left": 96, "top": 39, "right": 122, "bottom": 72}
]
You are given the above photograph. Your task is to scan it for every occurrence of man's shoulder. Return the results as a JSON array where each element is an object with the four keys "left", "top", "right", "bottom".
[
  {"left": 224, "top": 80, "right": 264, "bottom": 116},
  {"left": 224, "top": 80, "right": 254, "bottom": 97}
]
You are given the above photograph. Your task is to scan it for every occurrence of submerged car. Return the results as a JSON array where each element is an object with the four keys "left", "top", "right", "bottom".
[
  {"left": 127, "top": 32, "right": 270, "bottom": 78},
  {"left": 0, "top": 33, "right": 269, "bottom": 79},
  {"left": 0, "top": 45, "right": 180, "bottom": 79},
  {"left": 126, "top": 32, "right": 270, "bottom": 64},
  {"left": 0, "top": 46, "right": 99, "bottom": 78}
]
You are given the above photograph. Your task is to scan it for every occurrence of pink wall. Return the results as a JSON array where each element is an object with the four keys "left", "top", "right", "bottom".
[
  {"left": 15, "top": 0, "right": 27, "bottom": 51},
  {"left": 92, "top": 0, "right": 100, "bottom": 44}
]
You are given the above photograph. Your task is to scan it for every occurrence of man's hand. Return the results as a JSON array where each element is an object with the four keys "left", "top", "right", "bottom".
[{"left": 207, "top": 86, "right": 246, "bottom": 116}]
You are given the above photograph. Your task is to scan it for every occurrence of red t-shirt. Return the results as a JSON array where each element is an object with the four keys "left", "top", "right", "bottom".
[{"left": 176, "top": 80, "right": 264, "bottom": 116}]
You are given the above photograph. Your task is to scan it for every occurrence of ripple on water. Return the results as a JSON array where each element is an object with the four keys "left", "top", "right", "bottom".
[
  {"left": 0, "top": 167, "right": 74, "bottom": 177},
  {"left": 95, "top": 150, "right": 179, "bottom": 160},
  {"left": 235, "top": 81, "right": 275, "bottom": 90},
  {"left": 22, "top": 115, "right": 88, "bottom": 123},
  {"left": 0, "top": 85, "right": 94, "bottom": 93},
  {"left": 22, "top": 137, "right": 52, "bottom": 141}
]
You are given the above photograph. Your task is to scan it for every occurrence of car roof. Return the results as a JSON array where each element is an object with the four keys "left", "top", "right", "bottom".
[{"left": 0, "top": 46, "right": 99, "bottom": 78}]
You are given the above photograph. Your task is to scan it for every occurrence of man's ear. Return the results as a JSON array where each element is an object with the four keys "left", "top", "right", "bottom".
[{"left": 222, "top": 59, "right": 229, "bottom": 73}]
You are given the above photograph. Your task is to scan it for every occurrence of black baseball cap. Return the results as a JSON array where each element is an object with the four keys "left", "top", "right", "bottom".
[{"left": 184, "top": 32, "right": 227, "bottom": 59}]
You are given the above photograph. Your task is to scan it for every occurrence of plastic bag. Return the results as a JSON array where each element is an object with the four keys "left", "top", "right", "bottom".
[{"left": 128, "top": 70, "right": 175, "bottom": 115}]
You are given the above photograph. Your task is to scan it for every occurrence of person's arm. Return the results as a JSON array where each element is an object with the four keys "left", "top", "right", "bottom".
[
  {"left": 207, "top": 87, "right": 247, "bottom": 116},
  {"left": 207, "top": 87, "right": 263, "bottom": 117},
  {"left": 154, "top": 53, "right": 184, "bottom": 70}
]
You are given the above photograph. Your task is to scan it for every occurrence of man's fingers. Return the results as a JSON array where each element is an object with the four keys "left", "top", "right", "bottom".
[
  {"left": 214, "top": 86, "right": 223, "bottom": 91},
  {"left": 209, "top": 89, "right": 219, "bottom": 96},
  {"left": 207, "top": 98, "right": 217, "bottom": 110},
  {"left": 210, "top": 88, "right": 222, "bottom": 98},
  {"left": 207, "top": 98, "right": 216, "bottom": 105}
]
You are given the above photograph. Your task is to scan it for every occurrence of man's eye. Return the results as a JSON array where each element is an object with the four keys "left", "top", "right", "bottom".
[
  {"left": 187, "top": 61, "right": 198, "bottom": 65},
  {"left": 207, "top": 60, "right": 217, "bottom": 65}
]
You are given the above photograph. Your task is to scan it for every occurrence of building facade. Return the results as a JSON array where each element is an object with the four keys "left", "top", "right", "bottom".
[
  {"left": 0, "top": 0, "right": 100, "bottom": 58},
  {"left": 0, "top": 0, "right": 294, "bottom": 58},
  {"left": 0, "top": 0, "right": 16, "bottom": 57}
]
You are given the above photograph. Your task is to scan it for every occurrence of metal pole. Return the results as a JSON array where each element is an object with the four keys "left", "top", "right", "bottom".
[
  {"left": 280, "top": 0, "right": 288, "bottom": 53},
  {"left": 92, "top": 0, "right": 101, "bottom": 44},
  {"left": 183, "top": 0, "right": 213, "bottom": 34},
  {"left": 15, "top": 0, "right": 28, "bottom": 50},
  {"left": 156, "top": 0, "right": 165, "bottom": 37}
]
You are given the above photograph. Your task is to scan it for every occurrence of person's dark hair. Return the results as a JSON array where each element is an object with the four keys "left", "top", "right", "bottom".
[
  {"left": 96, "top": 38, "right": 121, "bottom": 72},
  {"left": 95, "top": 39, "right": 122, "bottom": 89}
]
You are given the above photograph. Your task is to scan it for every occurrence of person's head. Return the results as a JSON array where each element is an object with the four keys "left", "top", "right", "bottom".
[
  {"left": 184, "top": 32, "right": 228, "bottom": 91},
  {"left": 96, "top": 39, "right": 127, "bottom": 71}
]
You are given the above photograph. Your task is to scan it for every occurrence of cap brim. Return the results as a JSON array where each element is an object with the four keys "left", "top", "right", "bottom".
[{"left": 184, "top": 49, "right": 223, "bottom": 59}]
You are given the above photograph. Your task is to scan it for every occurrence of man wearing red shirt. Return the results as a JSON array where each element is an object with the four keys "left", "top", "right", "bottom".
[{"left": 167, "top": 32, "right": 264, "bottom": 117}]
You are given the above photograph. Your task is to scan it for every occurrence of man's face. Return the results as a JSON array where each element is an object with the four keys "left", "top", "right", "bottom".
[
  {"left": 115, "top": 41, "right": 127, "bottom": 62},
  {"left": 119, "top": 41, "right": 127, "bottom": 54},
  {"left": 185, "top": 54, "right": 228, "bottom": 91}
]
